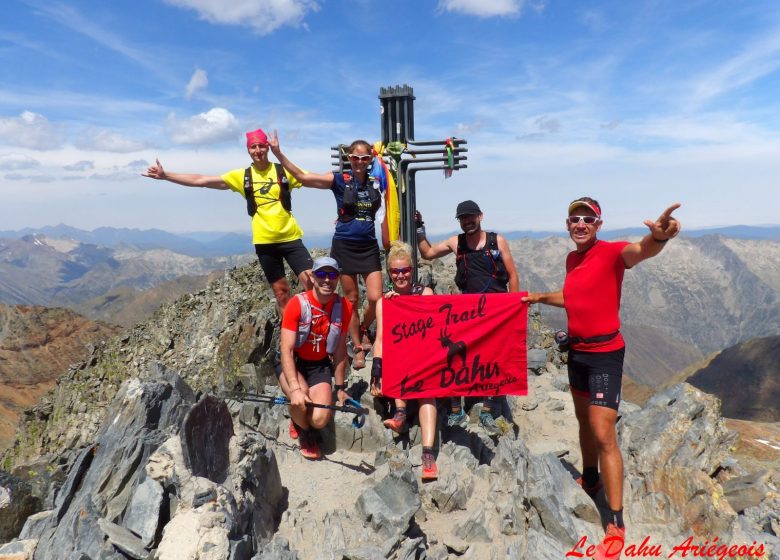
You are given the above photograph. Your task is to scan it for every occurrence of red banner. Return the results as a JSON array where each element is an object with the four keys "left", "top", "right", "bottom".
[{"left": 382, "top": 293, "right": 528, "bottom": 399}]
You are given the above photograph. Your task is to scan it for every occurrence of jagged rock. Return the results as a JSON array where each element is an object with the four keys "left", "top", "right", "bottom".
[
  {"left": 123, "top": 475, "right": 164, "bottom": 547},
  {"left": 96, "top": 518, "right": 148, "bottom": 559},
  {"left": 181, "top": 395, "right": 234, "bottom": 482},
  {"left": 0, "top": 472, "right": 40, "bottom": 542},
  {"left": 26, "top": 374, "right": 194, "bottom": 560},
  {"left": 523, "top": 528, "right": 570, "bottom": 560},
  {"left": 743, "top": 496, "right": 780, "bottom": 536},
  {"left": 526, "top": 349, "right": 548, "bottom": 373},
  {"left": 17, "top": 511, "right": 51, "bottom": 541},
  {"left": 423, "top": 469, "right": 471, "bottom": 513},
  {"left": 356, "top": 455, "right": 421, "bottom": 539},
  {"left": 619, "top": 383, "right": 739, "bottom": 536},
  {"left": 252, "top": 535, "right": 298, "bottom": 559},
  {"left": 156, "top": 508, "right": 231, "bottom": 560},
  {"left": 0, "top": 538, "right": 36, "bottom": 559},
  {"left": 526, "top": 453, "right": 600, "bottom": 544},
  {"left": 455, "top": 507, "right": 493, "bottom": 542},
  {"left": 722, "top": 470, "right": 774, "bottom": 513}
]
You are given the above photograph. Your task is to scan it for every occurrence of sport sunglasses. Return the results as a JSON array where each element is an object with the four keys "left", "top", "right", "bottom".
[
  {"left": 313, "top": 270, "right": 340, "bottom": 280},
  {"left": 566, "top": 215, "right": 600, "bottom": 225}
]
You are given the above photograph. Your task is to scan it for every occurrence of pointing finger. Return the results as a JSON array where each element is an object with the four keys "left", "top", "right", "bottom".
[{"left": 658, "top": 203, "right": 681, "bottom": 222}]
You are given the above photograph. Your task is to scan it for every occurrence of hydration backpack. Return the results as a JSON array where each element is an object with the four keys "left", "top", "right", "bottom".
[{"left": 244, "top": 163, "right": 291, "bottom": 217}]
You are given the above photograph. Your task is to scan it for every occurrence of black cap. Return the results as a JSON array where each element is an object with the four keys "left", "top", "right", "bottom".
[{"left": 455, "top": 200, "right": 481, "bottom": 218}]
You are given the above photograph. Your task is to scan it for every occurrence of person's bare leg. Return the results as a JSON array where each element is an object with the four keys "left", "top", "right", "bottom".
[
  {"left": 298, "top": 269, "right": 313, "bottom": 291},
  {"left": 360, "top": 271, "right": 383, "bottom": 346},
  {"left": 588, "top": 405, "right": 622, "bottom": 511},
  {"left": 271, "top": 277, "right": 291, "bottom": 313},
  {"left": 307, "top": 382, "right": 334, "bottom": 430},
  {"left": 572, "top": 391, "right": 599, "bottom": 471},
  {"left": 339, "top": 273, "right": 362, "bottom": 350},
  {"left": 418, "top": 399, "right": 437, "bottom": 448}
]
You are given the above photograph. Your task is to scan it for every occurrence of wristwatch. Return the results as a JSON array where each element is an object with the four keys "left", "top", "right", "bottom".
[{"left": 334, "top": 384, "right": 347, "bottom": 391}]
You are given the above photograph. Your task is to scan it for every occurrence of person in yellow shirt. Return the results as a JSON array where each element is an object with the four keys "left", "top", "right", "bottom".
[{"left": 142, "top": 128, "right": 313, "bottom": 311}]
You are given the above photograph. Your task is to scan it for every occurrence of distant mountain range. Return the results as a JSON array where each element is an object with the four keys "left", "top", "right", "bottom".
[
  {"left": 0, "top": 234, "right": 251, "bottom": 308},
  {"left": 1, "top": 224, "right": 778, "bottom": 257}
]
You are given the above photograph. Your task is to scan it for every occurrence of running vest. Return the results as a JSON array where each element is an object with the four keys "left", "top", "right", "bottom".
[
  {"left": 293, "top": 293, "right": 344, "bottom": 354},
  {"left": 338, "top": 171, "right": 382, "bottom": 223},
  {"left": 244, "top": 163, "right": 291, "bottom": 217},
  {"left": 454, "top": 231, "right": 509, "bottom": 294}
]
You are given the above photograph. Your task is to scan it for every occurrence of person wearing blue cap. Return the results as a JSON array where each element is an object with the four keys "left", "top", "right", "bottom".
[{"left": 278, "top": 256, "right": 353, "bottom": 460}]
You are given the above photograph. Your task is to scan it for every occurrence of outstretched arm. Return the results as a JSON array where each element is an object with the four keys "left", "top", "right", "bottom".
[
  {"left": 142, "top": 158, "right": 229, "bottom": 190},
  {"left": 622, "top": 203, "right": 682, "bottom": 268},
  {"left": 415, "top": 211, "right": 456, "bottom": 259},
  {"left": 497, "top": 234, "right": 520, "bottom": 293},
  {"left": 522, "top": 291, "right": 564, "bottom": 308},
  {"left": 269, "top": 130, "right": 333, "bottom": 189}
]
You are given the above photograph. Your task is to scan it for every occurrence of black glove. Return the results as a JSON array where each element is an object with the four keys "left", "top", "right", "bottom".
[
  {"left": 371, "top": 357, "right": 382, "bottom": 389},
  {"left": 415, "top": 215, "right": 426, "bottom": 237}
]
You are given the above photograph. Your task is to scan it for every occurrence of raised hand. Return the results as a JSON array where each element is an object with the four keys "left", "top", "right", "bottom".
[
  {"left": 142, "top": 158, "right": 165, "bottom": 180},
  {"left": 269, "top": 129, "right": 281, "bottom": 157},
  {"left": 644, "top": 203, "right": 681, "bottom": 241}
]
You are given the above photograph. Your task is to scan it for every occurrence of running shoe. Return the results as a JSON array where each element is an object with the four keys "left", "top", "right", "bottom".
[
  {"left": 447, "top": 409, "right": 467, "bottom": 428},
  {"left": 421, "top": 452, "right": 438, "bottom": 481},
  {"left": 479, "top": 412, "right": 501, "bottom": 436},
  {"left": 299, "top": 430, "right": 321, "bottom": 460},
  {"left": 383, "top": 410, "right": 408, "bottom": 434},
  {"left": 288, "top": 420, "right": 300, "bottom": 441},
  {"left": 575, "top": 475, "right": 603, "bottom": 500},
  {"left": 593, "top": 523, "right": 625, "bottom": 560}
]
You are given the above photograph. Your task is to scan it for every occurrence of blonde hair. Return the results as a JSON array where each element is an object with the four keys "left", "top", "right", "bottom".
[{"left": 386, "top": 240, "right": 413, "bottom": 268}]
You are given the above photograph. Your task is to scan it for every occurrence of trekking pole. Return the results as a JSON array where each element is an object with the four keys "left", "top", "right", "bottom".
[{"left": 223, "top": 391, "right": 369, "bottom": 428}]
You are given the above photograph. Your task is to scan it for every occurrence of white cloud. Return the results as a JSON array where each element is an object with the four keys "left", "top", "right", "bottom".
[
  {"left": 688, "top": 30, "right": 780, "bottom": 107},
  {"left": 437, "top": 0, "right": 522, "bottom": 18},
  {"left": 64, "top": 160, "right": 95, "bottom": 171},
  {"left": 185, "top": 68, "right": 209, "bottom": 99},
  {"left": 164, "top": 0, "right": 320, "bottom": 34},
  {"left": 74, "top": 129, "right": 148, "bottom": 153},
  {"left": 0, "top": 111, "right": 64, "bottom": 149},
  {"left": 0, "top": 153, "right": 41, "bottom": 170},
  {"left": 166, "top": 107, "right": 240, "bottom": 145}
]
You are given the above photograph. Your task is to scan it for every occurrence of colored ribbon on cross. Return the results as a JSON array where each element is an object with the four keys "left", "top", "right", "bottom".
[{"left": 381, "top": 292, "right": 528, "bottom": 399}]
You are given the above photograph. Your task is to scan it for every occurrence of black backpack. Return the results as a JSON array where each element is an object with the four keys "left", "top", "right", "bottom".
[{"left": 244, "top": 163, "right": 291, "bottom": 217}]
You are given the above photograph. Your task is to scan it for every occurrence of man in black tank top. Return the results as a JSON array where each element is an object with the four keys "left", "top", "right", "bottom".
[{"left": 416, "top": 200, "right": 519, "bottom": 435}]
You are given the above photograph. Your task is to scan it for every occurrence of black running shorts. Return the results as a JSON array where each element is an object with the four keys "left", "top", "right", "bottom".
[
  {"left": 275, "top": 356, "right": 333, "bottom": 388},
  {"left": 254, "top": 239, "right": 313, "bottom": 284},
  {"left": 567, "top": 348, "right": 624, "bottom": 410}
]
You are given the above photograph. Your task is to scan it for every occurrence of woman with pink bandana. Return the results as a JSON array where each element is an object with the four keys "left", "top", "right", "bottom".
[{"left": 143, "top": 128, "right": 313, "bottom": 312}]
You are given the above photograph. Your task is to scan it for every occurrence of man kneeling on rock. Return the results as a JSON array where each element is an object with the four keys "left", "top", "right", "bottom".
[{"left": 279, "top": 256, "right": 352, "bottom": 459}]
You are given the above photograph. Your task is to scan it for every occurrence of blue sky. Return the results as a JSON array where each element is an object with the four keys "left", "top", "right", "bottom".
[{"left": 2, "top": 0, "right": 780, "bottom": 237}]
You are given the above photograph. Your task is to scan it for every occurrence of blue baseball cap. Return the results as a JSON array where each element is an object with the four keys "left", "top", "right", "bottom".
[{"left": 312, "top": 256, "right": 341, "bottom": 272}]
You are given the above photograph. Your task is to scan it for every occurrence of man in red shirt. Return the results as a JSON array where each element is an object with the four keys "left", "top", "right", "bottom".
[
  {"left": 524, "top": 197, "right": 681, "bottom": 560},
  {"left": 279, "top": 256, "right": 352, "bottom": 459}
]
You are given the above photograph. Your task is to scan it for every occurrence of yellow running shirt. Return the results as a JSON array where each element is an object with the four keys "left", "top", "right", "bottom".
[{"left": 222, "top": 164, "right": 305, "bottom": 245}]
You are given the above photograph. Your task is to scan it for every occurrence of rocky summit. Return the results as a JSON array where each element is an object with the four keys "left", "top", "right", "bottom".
[{"left": 0, "top": 261, "right": 777, "bottom": 559}]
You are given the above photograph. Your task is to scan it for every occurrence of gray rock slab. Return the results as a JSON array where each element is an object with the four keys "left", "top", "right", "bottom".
[
  {"left": 527, "top": 349, "right": 549, "bottom": 372},
  {"left": 123, "top": 475, "right": 164, "bottom": 547},
  {"left": 181, "top": 395, "right": 234, "bottom": 482},
  {"left": 18, "top": 510, "right": 53, "bottom": 541},
  {"left": 0, "top": 471, "right": 42, "bottom": 542},
  {"left": 722, "top": 470, "right": 774, "bottom": 513},
  {"left": 356, "top": 458, "right": 420, "bottom": 539},
  {"left": 97, "top": 518, "right": 148, "bottom": 560},
  {"left": 0, "top": 538, "right": 37, "bottom": 558}
]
